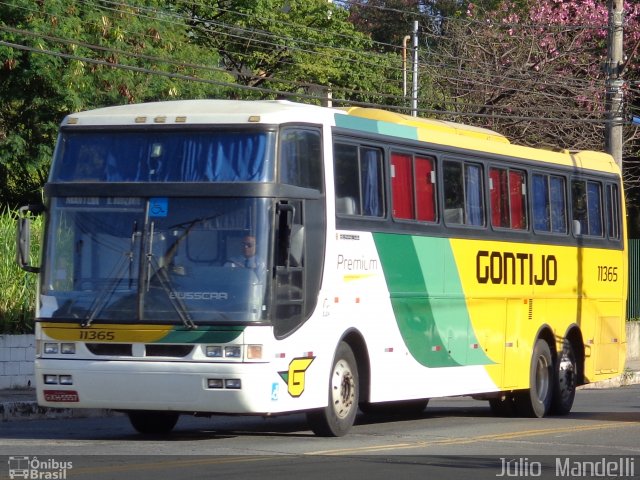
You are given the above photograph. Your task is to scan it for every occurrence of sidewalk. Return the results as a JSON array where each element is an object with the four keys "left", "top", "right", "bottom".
[
  {"left": 2, "top": 359, "right": 640, "bottom": 423},
  {"left": 0, "top": 389, "right": 115, "bottom": 422}
]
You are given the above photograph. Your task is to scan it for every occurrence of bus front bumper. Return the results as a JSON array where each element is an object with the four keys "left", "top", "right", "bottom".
[{"left": 34, "top": 358, "right": 298, "bottom": 414}]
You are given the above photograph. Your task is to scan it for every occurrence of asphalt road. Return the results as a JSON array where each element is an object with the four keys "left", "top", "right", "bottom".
[{"left": 1, "top": 385, "right": 640, "bottom": 479}]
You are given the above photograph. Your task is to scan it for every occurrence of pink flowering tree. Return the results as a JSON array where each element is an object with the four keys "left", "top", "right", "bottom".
[{"left": 427, "top": 0, "right": 640, "bottom": 157}]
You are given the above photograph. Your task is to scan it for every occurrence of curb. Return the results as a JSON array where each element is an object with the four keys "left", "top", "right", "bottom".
[{"left": 578, "top": 370, "right": 640, "bottom": 390}]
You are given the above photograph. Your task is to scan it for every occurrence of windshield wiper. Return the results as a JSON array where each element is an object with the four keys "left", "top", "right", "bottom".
[
  {"left": 146, "top": 255, "right": 197, "bottom": 329},
  {"left": 141, "top": 219, "right": 202, "bottom": 329},
  {"left": 82, "top": 224, "right": 141, "bottom": 327}
]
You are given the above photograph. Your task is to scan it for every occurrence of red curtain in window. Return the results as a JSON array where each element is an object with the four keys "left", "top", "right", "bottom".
[
  {"left": 510, "top": 171, "right": 525, "bottom": 229},
  {"left": 489, "top": 168, "right": 502, "bottom": 227},
  {"left": 391, "top": 153, "right": 414, "bottom": 219},
  {"left": 415, "top": 156, "right": 435, "bottom": 221}
]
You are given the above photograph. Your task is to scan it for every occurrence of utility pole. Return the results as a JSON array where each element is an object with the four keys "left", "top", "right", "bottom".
[
  {"left": 411, "top": 20, "right": 419, "bottom": 117},
  {"left": 402, "top": 35, "right": 411, "bottom": 102},
  {"left": 606, "top": 0, "right": 624, "bottom": 168}
]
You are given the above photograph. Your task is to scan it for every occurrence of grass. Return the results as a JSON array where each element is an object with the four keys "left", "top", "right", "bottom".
[{"left": 0, "top": 209, "right": 41, "bottom": 334}]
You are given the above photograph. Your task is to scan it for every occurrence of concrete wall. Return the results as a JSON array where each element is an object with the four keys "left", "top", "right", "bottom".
[
  {"left": 1, "top": 323, "right": 640, "bottom": 390},
  {"left": 0, "top": 334, "right": 35, "bottom": 389},
  {"left": 627, "top": 321, "right": 640, "bottom": 361}
]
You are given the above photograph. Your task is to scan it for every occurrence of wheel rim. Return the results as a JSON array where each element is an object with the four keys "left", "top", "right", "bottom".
[
  {"left": 535, "top": 354, "right": 550, "bottom": 402},
  {"left": 557, "top": 351, "right": 576, "bottom": 401},
  {"left": 330, "top": 358, "right": 356, "bottom": 419}
]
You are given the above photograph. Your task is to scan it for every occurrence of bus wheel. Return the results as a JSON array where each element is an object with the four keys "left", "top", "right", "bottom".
[
  {"left": 515, "top": 339, "right": 553, "bottom": 418},
  {"left": 551, "top": 340, "right": 577, "bottom": 415},
  {"left": 307, "top": 342, "right": 359, "bottom": 437},
  {"left": 128, "top": 411, "right": 179, "bottom": 434}
]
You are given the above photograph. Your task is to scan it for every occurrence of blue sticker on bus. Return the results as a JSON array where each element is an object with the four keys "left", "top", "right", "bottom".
[{"left": 149, "top": 198, "right": 168, "bottom": 217}]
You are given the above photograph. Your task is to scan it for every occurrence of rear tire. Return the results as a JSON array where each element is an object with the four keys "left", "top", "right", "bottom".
[
  {"left": 307, "top": 342, "right": 359, "bottom": 437},
  {"left": 551, "top": 340, "right": 577, "bottom": 415},
  {"left": 515, "top": 339, "right": 553, "bottom": 418},
  {"left": 128, "top": 411, "right": 179, "bottom": 434}
]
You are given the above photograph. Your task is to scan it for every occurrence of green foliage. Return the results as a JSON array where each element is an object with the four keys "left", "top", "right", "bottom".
[
  {"left": 0, "top": 0, "right": 232, "bottom": 207},
  {"left": 175, "top": 0, "right": 402, "bottom": 106},
  {"left": 0, "top": 209, "right": 41, "bottom": 334}
]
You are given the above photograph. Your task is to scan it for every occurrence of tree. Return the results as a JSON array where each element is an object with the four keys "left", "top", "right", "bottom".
[
  {"left": 0, "top": 0, "right": 231, "bottom": 207},
  {"left": 424, "top": 0, "right": 640, "bottom": 148},
  {"left": 175, "top": 0, "right": 401, "bottom": 106},
  {"left": 346, "top": 0, "right": 423, "bottom": 48}
]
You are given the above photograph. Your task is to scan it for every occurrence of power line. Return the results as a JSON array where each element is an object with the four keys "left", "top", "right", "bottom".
[
  {"left": 81, "top": 0, "right": 613, "bottom": 91},
  {"left": 0, "top": 0, "right": 632, "bottom": 125},
  {"left": 2, "top": 36, "right": 618, "bottom": 124},
  {"left": 3, "top": 0, "right": 609, "bottom": 100},
  {"left": 1, "top": 24, "right": 610, "bottom": 119}
]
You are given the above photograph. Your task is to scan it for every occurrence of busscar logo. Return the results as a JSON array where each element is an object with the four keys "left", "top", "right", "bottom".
[
  {"left": 169, "top": 291, "right": 228, "bottom": 300},
  {"left": 278, "top": 357, "right": 315, "bottom": 397},
  {"left": 8, "top": 456, "right": 73, "bottom": 480}
]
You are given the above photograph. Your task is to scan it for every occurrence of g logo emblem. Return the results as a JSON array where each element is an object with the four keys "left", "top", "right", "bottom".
[{"left": 279, "top": 357, "right": 315, "bottom": 397}]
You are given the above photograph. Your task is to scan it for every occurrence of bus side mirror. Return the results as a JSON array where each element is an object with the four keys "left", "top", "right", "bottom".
[{"left": 16, "top": 204, "right": 44, "bottom": 273}]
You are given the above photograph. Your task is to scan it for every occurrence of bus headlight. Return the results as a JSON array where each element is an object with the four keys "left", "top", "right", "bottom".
[
  {"left": 44, "top": 343, "right": 59, "bottom": 354},
  {"left": 224, "top": 346, "right": 241, "bottom": 358},
  {"left": 205, "top": 346, "right": 223, "bottom": 358},
  {"left": 61, "top": 343, "right": 76, "bottom": 354}
]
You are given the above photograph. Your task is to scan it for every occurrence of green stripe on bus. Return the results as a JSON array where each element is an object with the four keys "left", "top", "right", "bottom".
[
  {"left": 373, "top": 233, "right": 491, "bottom": 368},
  {"left": 158, "top": 326, "right": 244, "bottom": 344},
  {"left": 335, "top": 115, "right": 418, "bottom": 140}
]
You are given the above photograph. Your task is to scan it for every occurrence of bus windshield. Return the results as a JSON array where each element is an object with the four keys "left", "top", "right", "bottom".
[
  {"left": 41, "top": 197, "right": 270, "bottom": 325},
  {"left": 51, "top": 130, "right": 275, "bottom": 182}
]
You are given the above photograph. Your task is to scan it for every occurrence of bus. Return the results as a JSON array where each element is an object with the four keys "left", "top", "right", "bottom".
[{"left": 17, "top": 100, "right": 627, "bottom": 436}]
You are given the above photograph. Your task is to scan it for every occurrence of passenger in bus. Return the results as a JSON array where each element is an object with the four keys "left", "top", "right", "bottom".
[{"left": 573, "top": 191, "right": 588, "bottom": 235}]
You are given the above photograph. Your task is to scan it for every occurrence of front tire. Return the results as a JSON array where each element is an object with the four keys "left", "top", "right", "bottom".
[
  {"left": 128, "top": 411, "right": 179, "bottom": 434},
  {"left": 551, "top": 340, "right": 577, "bottom": 415},
  {"left": 307, "top": 342, "right": 359, "bottom": 437},
  {"left": 515, "top": 339, "right": 553, "bottom": 418}
]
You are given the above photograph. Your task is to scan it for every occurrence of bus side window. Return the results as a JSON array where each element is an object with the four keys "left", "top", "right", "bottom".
[
  {"left": 572, "top": 179, "right": 603, "bottom": 237},
  {"left": 549, "top": 176, "right": 567, "bottom": 233},
  {"left": 391, "top": 152, "right": 414, "bottom": 219},
  {"left": 334, "top": 143, "right": 384, "bottom": 218},
  {"left": 334, "top": 143, "right": 361, "bottom": 216},
  {"left": 443, "top": 159, "right": 484, "bottom": 226},
  {"left": 490, "top": 167, "right": 528, "bottom": 230},
  {"left": 280, "top": 128, "right": 323, "bottom": 191},
  {"left": 415, "top": 156, "right": 436, "bottom": 222},
  {"left": 533, "top": 173, "right": 567, "bottom": 234},
  {"left": 606, "top": 183, "right": 621, "bottom": 240},
  {"left": 391, "top": 152, "right": 436, "bottom": 222},
  {"left": 532, "top": 174, "right": 551, "bottom": 232}
]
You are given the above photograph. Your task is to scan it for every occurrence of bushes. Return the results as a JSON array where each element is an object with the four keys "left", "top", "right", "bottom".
[{"left": 0, "top": 209, "right": 41, "bottom": 334}]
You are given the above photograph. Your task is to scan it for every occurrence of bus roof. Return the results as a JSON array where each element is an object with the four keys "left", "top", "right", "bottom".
[
  {"left": 62, "top": 99, "right": 339, "bottom": 127},
  {"left": 341, "top": 107, "right": 511, "bottom": 144}
]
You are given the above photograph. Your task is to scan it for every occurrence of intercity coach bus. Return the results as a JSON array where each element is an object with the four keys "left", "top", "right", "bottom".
[{"left": 17, "top": 100, "right": 627, "bottom": 436}]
